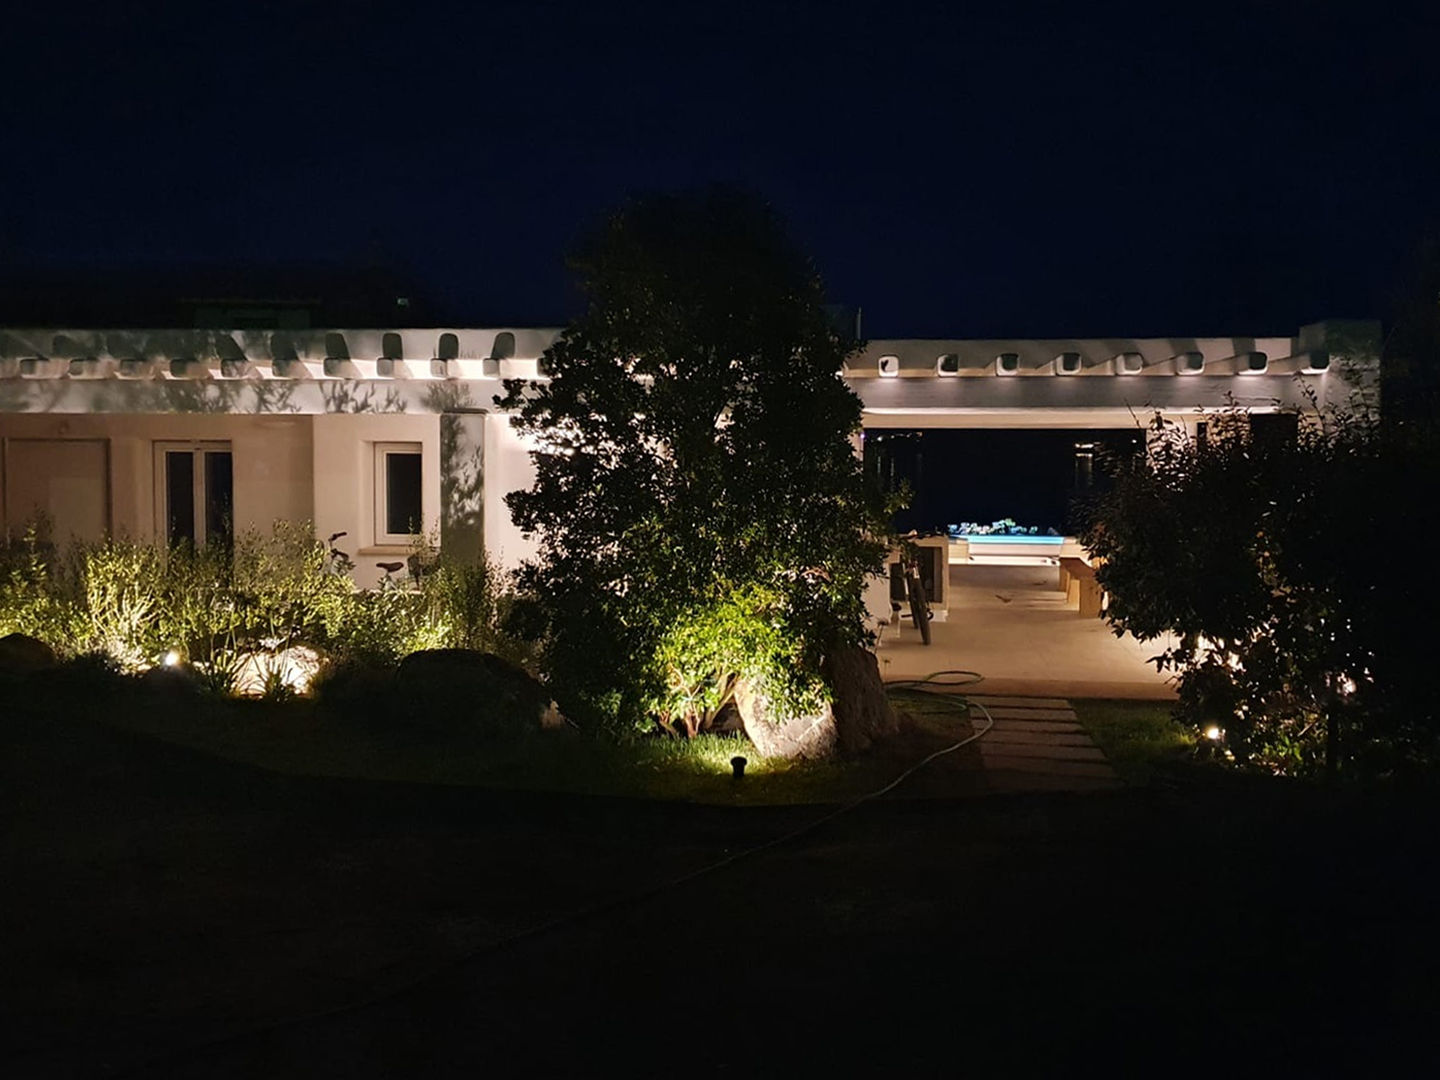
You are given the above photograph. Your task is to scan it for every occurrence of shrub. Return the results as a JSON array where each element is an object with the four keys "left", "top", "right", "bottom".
[
  {"left": 0, "top": 524, "right": 83, "bottom": 649},
  {"left": 52, "top": 651, "right": 128, "bottom": 693},
  {"left": 647, "top": 583, "right": 828, "bottom": 739},
  {"left": 394, "top": 648, "right": 547, "bottom": 739},
  {"left": 231, "top": 521, "right": 351, "bottom": 651},
  {"left": 1082, "top": 403, "right": 1440, "bottom": 779},
  {"left": 0, "top": 522, "right": 531, "bottom": 700},
  {"left": 311, "top": 656, "right": 400, "bottom": 720}
]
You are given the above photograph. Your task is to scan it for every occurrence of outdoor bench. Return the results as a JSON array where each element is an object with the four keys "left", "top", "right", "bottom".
[{"left": 1058, "top": 557, "right": 1105, "bottom": 618}]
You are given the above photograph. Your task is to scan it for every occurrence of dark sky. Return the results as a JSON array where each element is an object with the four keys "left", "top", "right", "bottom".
[{"left": 3, "top": 1, "right": 1437, "bottom": 336}]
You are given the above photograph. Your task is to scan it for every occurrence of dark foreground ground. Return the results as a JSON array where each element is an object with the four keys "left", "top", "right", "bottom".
[{"left": 4, "top": 704, "right": 1440, "bottom": 1076}]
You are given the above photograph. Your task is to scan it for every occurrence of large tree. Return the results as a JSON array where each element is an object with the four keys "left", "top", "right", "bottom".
[
  {"left": 497, "top": 190, "right": 888, "bottom": 741},
  {"left": 1082, "top": 402, "right": 1438, "bottom": 778}
]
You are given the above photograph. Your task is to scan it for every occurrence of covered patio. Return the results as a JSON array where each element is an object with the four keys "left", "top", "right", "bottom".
[{"left": 876, "top": 563, "right": 1177, "bottom": 701}]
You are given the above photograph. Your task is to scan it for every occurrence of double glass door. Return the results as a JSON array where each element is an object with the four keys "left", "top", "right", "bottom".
[{"left": 155, "top": 442, "right": 233, "bottom": 548}]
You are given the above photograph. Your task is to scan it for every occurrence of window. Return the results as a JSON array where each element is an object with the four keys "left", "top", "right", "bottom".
[
  {"left": 375, "top": 442, "right": 423, "bottom": 544},
  {"left": 155, "top": 441, "right": 233, "bottom": 548}
]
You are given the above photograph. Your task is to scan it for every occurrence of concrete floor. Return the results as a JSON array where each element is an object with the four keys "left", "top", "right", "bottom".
[{"left": 875, "top": 563, "right": 1178, "bottom": 700}]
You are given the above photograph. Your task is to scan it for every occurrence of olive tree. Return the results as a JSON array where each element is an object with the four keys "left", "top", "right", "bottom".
[{"left": 496, "top": 190, "right": 889, "bottom": 741}]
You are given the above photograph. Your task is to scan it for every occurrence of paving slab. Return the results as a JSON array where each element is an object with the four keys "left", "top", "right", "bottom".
[
  {"left": 967, "top": 691, "right": 1124, "bottom": 791},
  {"left": 982, "top": 730, "right": 1096, "bottom": 746},
  {"left": 985, "top": 720, "right": 1084, "bottom": 734},
  {"left": 976, "top": 706, "right": 1079, "bottom": 721},
  {"left": 964, "top": 695, "right": 1072, "bottom": 710}
]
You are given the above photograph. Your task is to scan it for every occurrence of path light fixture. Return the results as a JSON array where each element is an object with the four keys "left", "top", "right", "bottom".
[{"left": 731, "top": 756, "right": 747, "bottom": 780}]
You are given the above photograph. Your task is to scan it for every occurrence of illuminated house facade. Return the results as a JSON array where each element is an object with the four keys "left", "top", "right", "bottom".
[{"left": 0, "top": 320, "right": 1377, "bottom": 585}]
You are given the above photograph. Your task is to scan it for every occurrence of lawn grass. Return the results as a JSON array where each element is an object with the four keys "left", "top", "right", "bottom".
[
  {"left": 1071, "top": 698, "right": 1195, "bottom": 785},
  {"left": 43, "top": 676, "right": 980, "bottom": 806}
]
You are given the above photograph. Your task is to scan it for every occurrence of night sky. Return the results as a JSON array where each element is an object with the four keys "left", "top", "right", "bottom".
[{"left": 3, "top": 2, "right": 1437, "bottom": 335}]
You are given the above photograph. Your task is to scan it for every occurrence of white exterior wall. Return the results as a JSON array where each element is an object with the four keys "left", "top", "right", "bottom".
[
  {"left": 483, "top": 411, "right": 541, "bottom": 572},
  {"left": 0, "top": 318, "right": 1383, "bottom": 584},
  {"left": 311, "top": 414, "right": 442, "bottom": 588},
  {"left": 0, "top": 412, "right": 312, "bottom": 542}
]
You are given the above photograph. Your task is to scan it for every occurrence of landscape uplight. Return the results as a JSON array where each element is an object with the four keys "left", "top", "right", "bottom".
[{"left": 1204, "top": 725, "right": 1223, "bottom": 742}]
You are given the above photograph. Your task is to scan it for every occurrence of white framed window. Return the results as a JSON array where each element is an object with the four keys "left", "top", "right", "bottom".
[
  {"left": 154, "top": 441, "right": 233, "bottom": 548},
  {"left": 374, "top": 442, "right": 424, "bottom": 545}
]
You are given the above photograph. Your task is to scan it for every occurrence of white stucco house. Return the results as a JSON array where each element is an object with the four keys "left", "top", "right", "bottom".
[{"left": 0, "top": 319, "right": 1378, "bottom": 586}]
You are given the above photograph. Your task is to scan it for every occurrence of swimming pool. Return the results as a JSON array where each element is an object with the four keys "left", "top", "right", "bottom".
[
  {"left": 961, "top": 535, "right": 1065, "bottom": 546},
  {"left": 951, "top": 533, "right": 1077, "bottom": 565}
]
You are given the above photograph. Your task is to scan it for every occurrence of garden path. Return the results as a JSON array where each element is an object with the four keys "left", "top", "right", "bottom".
[{"left": 967, "top": 694, "right": 1122, "bottom": 793}]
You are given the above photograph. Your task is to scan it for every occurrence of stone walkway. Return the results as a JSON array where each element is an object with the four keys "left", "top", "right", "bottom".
[{"left": 967, "top": 695, "right": 1122, "bottom": 793}]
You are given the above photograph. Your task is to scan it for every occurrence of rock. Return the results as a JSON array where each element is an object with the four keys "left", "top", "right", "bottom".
[
  {"left": 311, "top": 659, "right": 397, "bottom": 717},
  {"left": 824, "top": 646, "right": 900, "bottom": 755},
  {"left": 0, "top": 633, "right": 57, "bottom": 675},
  {"left": 232, "top": 646, "right": 323, "bottom": 698},
  {"left": 734, "top": 678, "right": 837, "bottom": 760},
  {"left": 396, "top": 649, "right": 550, "bottom": 735}
]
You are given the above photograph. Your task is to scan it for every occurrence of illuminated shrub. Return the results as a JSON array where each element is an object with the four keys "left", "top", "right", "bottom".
[
  {"left": 0, "top": 525, "right": 84, "bottom": 650},
  {"left": 647, "top": 585, "right": 829, "bottom": 740},
  {"left": 0, "top": 522, "right": 526, "bottom": 697}
]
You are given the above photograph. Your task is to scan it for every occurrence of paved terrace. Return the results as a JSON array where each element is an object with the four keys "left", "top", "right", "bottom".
[{"left": 876, "top": 563, "right": 1177, "bottom": 701}]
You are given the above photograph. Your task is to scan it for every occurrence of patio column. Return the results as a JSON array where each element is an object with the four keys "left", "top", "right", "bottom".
[{"left": 439, "top": 411, "right": 485, "bottom": 565}]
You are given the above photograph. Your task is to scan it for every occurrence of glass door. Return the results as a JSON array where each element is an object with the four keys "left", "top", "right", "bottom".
[{"left": 155, "top": 442, "right": 233, "bottom": 548}]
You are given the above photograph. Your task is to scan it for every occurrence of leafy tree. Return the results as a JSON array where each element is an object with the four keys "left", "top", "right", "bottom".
[
  {"left": 1082, "top": 400, "right": 1438, "bottom": 778},
  {"left": 497, "top": 189, "right": 887, "bottom": 736}
]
